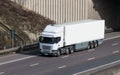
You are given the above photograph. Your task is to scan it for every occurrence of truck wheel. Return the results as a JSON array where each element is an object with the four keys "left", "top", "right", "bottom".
[
  {"left": 65, "top": 48, "right": 69, "bottom": 55},
  {"left": 87, "top": 42, "right": 91, "bottom": 49},
  {"left": 94, "top": 41, "right": 98, "bottom": 48},
  {"left": 91, "top": 41, "right": 94, "bottom": 49},
  {"left": 92, "top": 41, "right": 96, "bottom": 48},
  {"left": 69, "top": 46, "right": 74, "bottom": 54},
  {"left": 96, "top": 40, "right": 99, "bottom": 46},
  {"left": 56, "top": 50, "right": 60, "bottom": 57}
]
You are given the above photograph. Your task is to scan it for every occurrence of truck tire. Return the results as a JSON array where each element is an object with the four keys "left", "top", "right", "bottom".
[
  {"left": 65, "top": 48, "right": 69, "bottom": 55},
  {"left": 69, "top": 46, "right": 74, "bottom": 54},
  {"left": 91, "top": 41, "right": 94, "bottom": 49},
  {"left": 92, "top": 41, "right": 94, "bottom": 48},
  {"left": 56, "top": 50, "right": 60, "bottom": 57},
  {"left": 94, "top": 41, "right": 98, "bottom": 48},
  {"left": 87, "top": 42, "right": 91, "bottom": 49}
]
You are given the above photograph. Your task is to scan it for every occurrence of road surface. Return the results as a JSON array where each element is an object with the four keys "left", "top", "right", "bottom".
[{"left": 0, "top": 32, "right": 120, "bottom": 75}]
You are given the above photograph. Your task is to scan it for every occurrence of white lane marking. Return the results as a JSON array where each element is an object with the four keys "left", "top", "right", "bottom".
[
  {"left": 58, "top": 65, "right": 66, "bottom": 69},
  {"left": 0, "top": 72, "right": 5, "bottom": 75},
  {"left": 112, "top": 51, "right": 119, "bottom": 54},
  {"left": 61, "top": 55, "right": 69, "bottom": 58},
  {"left": 112, "top": 43, "right": 119, "bottom": 46},
  {"left": 0, "top": 56, "right": 35, "bottom": 66},
  {"left": 30, "top": 63, "right": 39, "bottom": 67},
  {"left": 105, "top": 36, "right": 120, "bottom": 41},
  {"left": 88, "top": 57, "right": 95, "bottom": 61},
  {"left": 88, "top": 49, "right": 95, "bottom": 52},
  {"left": 73, "top": 59, "right": 120, "bottom": 75}
]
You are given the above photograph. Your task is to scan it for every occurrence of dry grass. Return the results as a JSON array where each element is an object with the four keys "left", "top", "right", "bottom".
[{"left": 0, "top": 0, "right": 55, "bottom": 49}]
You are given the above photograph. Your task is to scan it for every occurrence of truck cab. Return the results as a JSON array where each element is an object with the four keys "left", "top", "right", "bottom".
[{"left": 39, "top": 25, "right": 64, "bottom": 56}]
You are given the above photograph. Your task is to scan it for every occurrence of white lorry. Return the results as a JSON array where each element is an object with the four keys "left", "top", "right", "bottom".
[{"left": 39, "top": 20, "right": 105, "bottom": 56}]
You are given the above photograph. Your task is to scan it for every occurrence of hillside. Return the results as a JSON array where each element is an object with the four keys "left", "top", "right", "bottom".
[{"left": 0, "top": 0, "right": 55, "bottom": 49}]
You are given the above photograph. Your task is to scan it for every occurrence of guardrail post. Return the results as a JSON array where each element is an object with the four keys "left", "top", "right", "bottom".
[{"left": 11, "top": 30, "right": 16, "bottom": 48}]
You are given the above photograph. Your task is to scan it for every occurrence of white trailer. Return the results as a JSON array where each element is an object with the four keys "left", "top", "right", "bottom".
[{"left": 39, "top": 20, "right": 105, "bottom": 56}]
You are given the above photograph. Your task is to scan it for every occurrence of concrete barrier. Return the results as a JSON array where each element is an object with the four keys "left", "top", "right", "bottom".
[
  {"left": 22, "top": 43, "right": 39, "bottom": 51},
  {"left": 0, "top": 43, "right": 39, "bottom": 55},
  {"left": 0, "top": 47, "right": 20, "bottom": 54}
]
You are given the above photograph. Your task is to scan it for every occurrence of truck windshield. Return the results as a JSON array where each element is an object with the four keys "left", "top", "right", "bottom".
[{"left": 39, "top": 36, "right": 61, "bottom": 44}]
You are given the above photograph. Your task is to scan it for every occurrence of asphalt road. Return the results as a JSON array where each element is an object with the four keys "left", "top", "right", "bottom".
[{"left": 0, "top": 32, "right": 120, "bottom": 75}]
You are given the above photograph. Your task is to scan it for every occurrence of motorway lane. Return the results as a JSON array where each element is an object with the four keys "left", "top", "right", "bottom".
[
  {"left": 47, "top": 52, "right": 120, "bottom": 75},
  {"left": 0, "top": 37, "right": 120, "bottom": 75}
]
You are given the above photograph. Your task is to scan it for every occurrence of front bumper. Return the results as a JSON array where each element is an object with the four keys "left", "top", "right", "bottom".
[{"left": 40, "top": 50, "right": 58, "bottom": 55}]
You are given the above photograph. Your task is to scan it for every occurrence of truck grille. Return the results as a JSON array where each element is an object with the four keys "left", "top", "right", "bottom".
[{"left": 42, "top": 45, "right": 51, "bottom": 50}]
